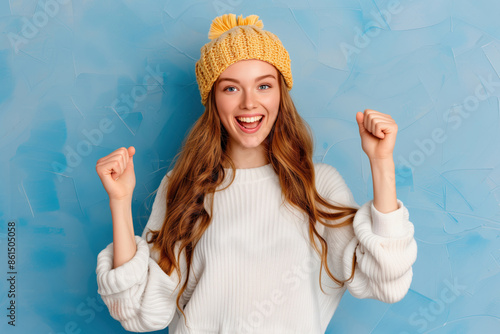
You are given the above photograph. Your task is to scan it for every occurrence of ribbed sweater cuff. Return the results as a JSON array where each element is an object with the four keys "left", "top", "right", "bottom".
[
  {"left": 96, "top": 235, "right": 149, "bottom": 296},
  {"left": 370, "top": 199, "right": 409, "bottom": 238}
]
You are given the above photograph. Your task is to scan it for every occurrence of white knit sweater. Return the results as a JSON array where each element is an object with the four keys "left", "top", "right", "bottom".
[{"left": 96, "top": 163, "right": 417, "bottom": 333}]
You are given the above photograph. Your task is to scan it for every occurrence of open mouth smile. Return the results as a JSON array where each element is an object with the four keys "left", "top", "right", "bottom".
[{"left": 235, "top": 115, "right": 264, "bottom": 133}]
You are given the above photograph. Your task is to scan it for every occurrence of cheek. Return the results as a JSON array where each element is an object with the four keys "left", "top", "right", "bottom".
[
  {"left": 267, "top": 95, "right": 280, "bottom": 121},
  {"left": 217, "top": 111, "right": 232, "bottom": 131},
  {"left": 215, "top": 100, "right": 230, "bottom": 119},
  {"left": 215, "top": 96, "right": 236, "bottom": 117}
]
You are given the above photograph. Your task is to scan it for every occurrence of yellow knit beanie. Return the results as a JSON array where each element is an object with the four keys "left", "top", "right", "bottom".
[{"left": 195, "top": 13, "right": 293, "bottom": 106}]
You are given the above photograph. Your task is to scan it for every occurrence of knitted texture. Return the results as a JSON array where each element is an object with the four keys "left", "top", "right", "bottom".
[
  {"left": 95, "top": 163, "right": 417, "bottom": 333},
  {"left": 195, "top": 14, "right": 293, "bottom": 105}
]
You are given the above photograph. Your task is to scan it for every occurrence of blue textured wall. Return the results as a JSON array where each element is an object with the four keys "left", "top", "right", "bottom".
[{"left": 1, "top": 0, "right": 499, "bottom": 333}]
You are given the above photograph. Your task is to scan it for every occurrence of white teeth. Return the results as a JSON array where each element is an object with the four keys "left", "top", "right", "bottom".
[{"left": 236, "top": 116, "right": 263, "bottom": 123}]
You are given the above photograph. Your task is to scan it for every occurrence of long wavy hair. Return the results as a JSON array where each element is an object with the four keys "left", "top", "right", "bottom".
[{"left": 145, "top": 72, "right": 359, "bottom": 328}]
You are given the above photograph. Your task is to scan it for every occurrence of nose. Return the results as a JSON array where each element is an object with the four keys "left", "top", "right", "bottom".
[{"left": 240, "top": 89, "right": 257, "bottom": 110}]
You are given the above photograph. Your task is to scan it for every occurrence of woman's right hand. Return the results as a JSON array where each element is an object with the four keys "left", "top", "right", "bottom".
[{"left": 95, "top": 146, "right": 136, "bottom": 201}]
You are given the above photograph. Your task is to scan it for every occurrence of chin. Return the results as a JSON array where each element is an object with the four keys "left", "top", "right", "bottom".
[{"left": 237, "top": 139, "right": 265, "bottom": 150}]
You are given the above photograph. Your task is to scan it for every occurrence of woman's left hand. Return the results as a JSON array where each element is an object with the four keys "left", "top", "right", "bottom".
[{"left": 355, "top": 109, "right": 398, "bottom": 161}]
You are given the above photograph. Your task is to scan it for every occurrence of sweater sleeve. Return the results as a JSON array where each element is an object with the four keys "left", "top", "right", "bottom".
[
  {"left": 95, "top": 173, "right": 186, "bottom": 332},
  {"left": 315, "top": 163, "right": 417, "bottom": 304}
]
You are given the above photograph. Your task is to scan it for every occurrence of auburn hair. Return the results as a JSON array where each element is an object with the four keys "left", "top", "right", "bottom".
[{"left": 145, "top": 72, "right": 359, "bottom": 328}]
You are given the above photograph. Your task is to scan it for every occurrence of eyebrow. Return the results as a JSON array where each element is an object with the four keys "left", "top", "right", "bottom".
[{"left": 217, "top": 74, "right": 277, "bottom": 85}]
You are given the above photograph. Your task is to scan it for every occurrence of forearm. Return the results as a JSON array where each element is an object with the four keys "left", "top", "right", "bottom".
[
  {"left": 110, "top": 199, "right": 137, "bottom": 269},
  {"left": 369, "top": 157, "right": 398, "bottom": 213}
]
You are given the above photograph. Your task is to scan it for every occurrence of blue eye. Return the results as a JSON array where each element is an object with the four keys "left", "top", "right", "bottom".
[
  {"left": 224, "top": 86, "right": 237, "bottom": 92},
  {"left": 259, "top": 84, "right": 270, "bottom": 90}
]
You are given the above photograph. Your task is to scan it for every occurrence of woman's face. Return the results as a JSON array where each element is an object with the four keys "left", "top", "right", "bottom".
[{"left": 214, "top": 59, "right": 280, "bottom": 160}]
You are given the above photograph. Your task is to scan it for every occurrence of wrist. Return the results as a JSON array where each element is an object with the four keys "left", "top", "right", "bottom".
[
  {"left": 109, "top": 197, "right": 132, "bottom": 208},
  {"left": 369, "top": 157, "right": 395, "bottom": 172},
  {"left": 109, "top": 198, "right": 133, "bottom": 228},
  {"left": 369, "top": 155, "right": 394, "bottom": 164}
]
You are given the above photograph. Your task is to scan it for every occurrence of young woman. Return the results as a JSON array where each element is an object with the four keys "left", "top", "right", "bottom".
[{"left": 95, "top": 14, "right": 417, "bottom": 334}]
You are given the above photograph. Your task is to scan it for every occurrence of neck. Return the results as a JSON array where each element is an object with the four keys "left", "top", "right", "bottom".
[{"left": 225, "top": 143, "right": 268, "bottom": 169}]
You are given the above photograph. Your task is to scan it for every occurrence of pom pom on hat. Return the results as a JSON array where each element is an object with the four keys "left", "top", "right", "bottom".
[
  {"left": 208, "top": 14, "right": 263, "bottom": 40},
  {"left": 196, "top": 13, "right": 293, "bottom": 105}
]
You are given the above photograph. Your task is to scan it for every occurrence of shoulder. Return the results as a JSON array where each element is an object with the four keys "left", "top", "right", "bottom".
[
  {"left": 150, "top": 170, "right": 171, "bottom": 203},
  {"left": 159, "top": 169, "right": 173, "bottom": 190},
  {"left": 150, "top": 169, "right": 174, "bottom": 216},
  {"left": 313, "top": 162, "right": 352, "bottom": 203},
  {"left": 156, "top": 168, "right": 176, "bottom": 192},
  {"left": 141, "top": 170, "right": 172, "bottom": 239},
  {"left": 314, "top": 162, "right": 340, "bottom": 177},
  {"left": 313, "top": 162, "right": 343, "bottom": 187}
]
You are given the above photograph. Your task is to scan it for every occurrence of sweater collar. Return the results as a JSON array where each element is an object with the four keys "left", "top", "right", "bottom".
[{"left": 222, "top": 163, "right": 276, "bottom": 184}]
